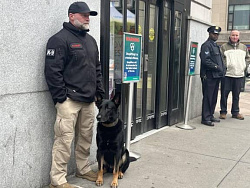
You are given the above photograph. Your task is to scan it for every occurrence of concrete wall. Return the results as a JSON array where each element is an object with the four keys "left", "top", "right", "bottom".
[
  {"left": 212, "top": 0, "right": 228, "bottom": 31},
  {"left": 185, "top": 0, "right": 213, "bottom": 120},
  {"left": 0, "top": 1, "right": 100, "bottom": 187}
]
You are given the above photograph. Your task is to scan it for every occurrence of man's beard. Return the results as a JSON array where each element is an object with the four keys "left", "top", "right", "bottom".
[{"left": 74, "top": 19, "right": 90, "bottom": 31}]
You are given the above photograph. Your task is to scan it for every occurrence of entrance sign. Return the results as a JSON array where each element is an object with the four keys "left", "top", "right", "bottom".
[
  {"left": 122, "top": 32, "right": 141, "bottom": 160},
  {"left": 188, "top": 42, "right": 198, "bottom": 75},
  {"left": 176, "top": 41, "right": 198, "bottom": 130},
  {"left": 122, "top": 32, "right": 142, "bottom": 83}
]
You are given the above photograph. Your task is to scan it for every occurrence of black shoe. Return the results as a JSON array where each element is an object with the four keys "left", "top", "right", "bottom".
[
  {"left": 211, "top": 117, "right": 220, "bottom": 122},
  {"left": 201, "top": 121, "right": 214, "bottom": 126}
]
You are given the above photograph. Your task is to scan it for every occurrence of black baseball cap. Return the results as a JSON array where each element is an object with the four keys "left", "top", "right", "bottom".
[
  {"left": 68, "top": 2, "right": 97, "bottom": 16},
  {"left": 207, "top": 26, "right": 221, "bottom": 34}
]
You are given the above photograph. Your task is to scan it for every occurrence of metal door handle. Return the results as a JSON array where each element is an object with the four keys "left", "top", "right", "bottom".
[{"left": 144, "top": 54, "right": 148, "bottom": 71}]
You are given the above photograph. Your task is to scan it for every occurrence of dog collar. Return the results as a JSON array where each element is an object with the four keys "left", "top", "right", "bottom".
[{"left": 102, "top": 119, "right": 119, "bottom": 127}]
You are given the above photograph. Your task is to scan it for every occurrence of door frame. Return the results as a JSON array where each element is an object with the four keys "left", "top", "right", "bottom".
[
  {"left": 132, "top": 0, "right": 160, "bottom": 138},
  {"left": 167, "top": 1, "right": 190, "bottom": 125},
  {"left": 100, "top": 0, "right": 191, "bottom": 139}
]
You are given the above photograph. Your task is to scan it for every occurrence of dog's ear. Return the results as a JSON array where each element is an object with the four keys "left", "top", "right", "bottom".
[
  {"left": 95, "top": 92, "right": 103, "bottom": 109},
  {"left": 112, "top": 92, "right": 121, "bottom": 107},
  {"left": 95, "top": 98, "right": 103, "bottom": 109}
]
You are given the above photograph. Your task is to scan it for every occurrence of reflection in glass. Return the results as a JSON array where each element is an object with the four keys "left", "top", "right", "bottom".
[
  {"left": 126, "top": 0, "right": 136, "bottom": 124},
  {"left": 147, "top": 4, "right": 158, "bottom": 115},
  {"left": 160, "top": 4, "right": 171, "bottom": 113},
  {"left": 172, "top": 11, "right": 182, "bottom": 109},
  {"left": 136, "top": 1, "right": 145, "bottom": 119},
  {"left": 109, "top": 2, "right": 123, "bottom": 98},
  {"left": 127, "top": 8, "right": 136, "bottom": 33}
]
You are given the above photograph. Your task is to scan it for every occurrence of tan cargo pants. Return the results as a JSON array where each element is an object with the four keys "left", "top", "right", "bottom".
[{"left": 50, "top": 98, "right": 95, "bottom": 186}]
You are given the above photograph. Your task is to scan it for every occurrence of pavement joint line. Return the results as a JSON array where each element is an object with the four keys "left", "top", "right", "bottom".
[
  {"left": 168, "top": 147, "right": 248, "bottom": 163},
  {"left": 216, "top": 146, "right": 250, "bottom": 188}
]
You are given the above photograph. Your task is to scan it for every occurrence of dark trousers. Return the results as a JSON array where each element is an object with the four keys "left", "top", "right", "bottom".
[
  {"left": 220, "top": 76, "right": 243, "bottom": 115},
  {"left": 201, "top": 78, "right": 221, "bottom": 121}
]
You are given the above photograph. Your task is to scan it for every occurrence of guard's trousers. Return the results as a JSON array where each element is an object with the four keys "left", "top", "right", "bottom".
[
  {"left": 50, "top": 98, "right": 95, "bottom": 186},
  {"left": 201, "top": 77, "right": 221, "bottom": 121}
]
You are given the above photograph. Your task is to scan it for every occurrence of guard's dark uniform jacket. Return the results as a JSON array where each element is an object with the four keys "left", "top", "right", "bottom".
[
  {"left": 199, "top": 38, "right": 225, "bottom": 122},
  {"left": 45, "top": 22, "right": 105, "bottom": 104},
  {"left": 200, "top": 38, "right": 225, "bottom": 79}
]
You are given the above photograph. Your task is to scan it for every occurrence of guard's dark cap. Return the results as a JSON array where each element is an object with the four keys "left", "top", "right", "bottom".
[
  {"left": 207, "top": 26, "right": 221, "bottom": 34},
  {"left": 68, "top": 2, "right": 97, "bottom": 16}
]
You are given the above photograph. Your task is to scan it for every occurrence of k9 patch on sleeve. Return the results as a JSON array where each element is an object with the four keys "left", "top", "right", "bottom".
[{"left": 46, "top": 49, "right": 56, "bottom": 59}]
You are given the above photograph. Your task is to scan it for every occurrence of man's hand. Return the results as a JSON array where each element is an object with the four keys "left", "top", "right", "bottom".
[{"left": 215, "top": 65, "right": 223, "bottom": 73}]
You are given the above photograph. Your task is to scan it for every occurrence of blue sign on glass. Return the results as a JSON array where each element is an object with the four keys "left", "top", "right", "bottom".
[{"left": 122, "top": 32, "right": 142, "bottom": 83}]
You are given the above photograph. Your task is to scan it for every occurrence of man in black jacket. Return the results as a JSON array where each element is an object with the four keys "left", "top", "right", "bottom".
[
  {"left": 44, "top": 2, "right": 105, "bottom": 188},
  {"left": 199, "top": 26, "right": 225, "bottom": 126}
]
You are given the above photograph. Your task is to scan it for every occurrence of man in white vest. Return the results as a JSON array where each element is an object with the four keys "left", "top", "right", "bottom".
[{"left": 219, "top": 30, "right": 250, "bottom": 120}]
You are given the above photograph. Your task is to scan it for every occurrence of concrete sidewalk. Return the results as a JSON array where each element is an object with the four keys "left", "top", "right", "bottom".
[
  {"left": 59, "top": 114, "right": 250, "bottom": 188},
  {"left": 45, "top": 84, "right": 250, "bottom": 188},
  {"left": 62, "top": 115, "right": 250, "bottom": 188}
]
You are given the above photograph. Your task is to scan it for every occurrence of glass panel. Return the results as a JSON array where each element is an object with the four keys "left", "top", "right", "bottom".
[
  {"left": 111, "top": 0, "right": 121, "bottom": 8},
  {"left": 147, "top": 4, "right": 158, "bottom": 115},
  {"left": 228, "top": 14, "right": 233, "bottom": 22},
  {"left": 127, "top": 0, "right": 136, "bottom": 33},
  {"left": 233, "top": 5, "right": 250, "bottom": 30},
  {"left": 110, "top": 2, "right": 123, "bottom": 98},
  {"left": 160, "top": 3, "right": 171, "bottom": 114},
  {"left": 127, "top": 0, "right": 134, "bottom": 9},
  {"left": 234, "top": 4, "right": 250, "bottom": 11},
  {"left": 172, "top": 11, "right": 182, "bottom": 109},
  {"left": 136, "top": 1, "right": 145, "bottom": 119},
  {"left": 229, "top": 5, "right": 234, "bottom": 13}
]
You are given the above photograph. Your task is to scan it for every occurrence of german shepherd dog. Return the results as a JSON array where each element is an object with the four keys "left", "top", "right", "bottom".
[{"left": 95, "top": 93, "right": 130, "bottom": 188}]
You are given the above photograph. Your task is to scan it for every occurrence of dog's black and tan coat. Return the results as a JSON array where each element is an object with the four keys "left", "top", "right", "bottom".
[{"left": 96, "top": 93, "right": 130, "bottom": 188}]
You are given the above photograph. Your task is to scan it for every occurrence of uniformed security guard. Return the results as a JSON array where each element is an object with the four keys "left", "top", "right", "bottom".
[
  {"left": 44, "top": 2, "right": 105, "bottom": 188},
  {"left": 200, "top": 26, "right": 225, "bottom": 126}
]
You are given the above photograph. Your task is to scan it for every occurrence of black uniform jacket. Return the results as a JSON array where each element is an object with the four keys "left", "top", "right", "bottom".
[
  {"left": 200, "top": 38, "right": 225, "bottom": 79},
  {"left": 45, "top": 22, "right": 105, "bottom": 104}
]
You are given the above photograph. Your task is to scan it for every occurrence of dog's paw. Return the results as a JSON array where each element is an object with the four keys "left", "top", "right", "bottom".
[
  {"left": 111, "top": 181, "right": 118, "bottom": 188},
  {"left": 118, "top": 172, "right": 124, "bottom": 179},
  {"left": 96, "top": 179, "right": 103, "bottom": 186}
]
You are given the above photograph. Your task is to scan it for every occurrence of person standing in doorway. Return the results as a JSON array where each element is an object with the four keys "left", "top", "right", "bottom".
[
  {"left": 200, "top": 26, "right": 226, "bottom": 126},
  {"left": 219, "top": 30, "right": 250, "bottom": 120},
  {"left": 44, "top": 2, "right": 105, "bottom": 188}
]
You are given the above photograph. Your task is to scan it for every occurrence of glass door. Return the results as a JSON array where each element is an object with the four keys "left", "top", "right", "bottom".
[
  {"left": 172, "top": 11, "right": 182, "bottom": 110},
  {"left": 135, "top": 0, "right": 145, "bottom": 123},
  {"left": 101, "top": 0, "right": 186, "bottom": 139},
  {"left": 157, "top": 1, "right": 171, "bottom": 128},
  {"left": 146, "top": 3, "right": 158, "bottom": 130},
  {"left": 133, "top": 0, "right": 159, "bottom": 135},
  {"left": 168, "top": 2, "right": 186, "bottom": 125}
]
